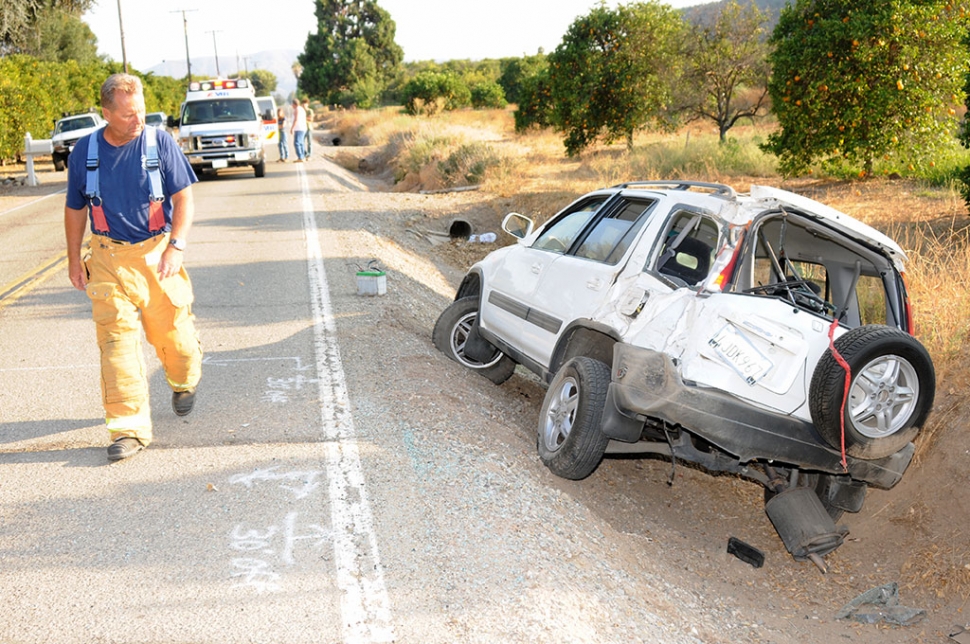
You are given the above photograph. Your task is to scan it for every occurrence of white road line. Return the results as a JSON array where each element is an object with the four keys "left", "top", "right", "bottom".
[
  {"left": 298, "top": 165, "right": 395, "bottom": 643},
  {"left": 0, "top": 189, "right": 67, "bottom": 217}
]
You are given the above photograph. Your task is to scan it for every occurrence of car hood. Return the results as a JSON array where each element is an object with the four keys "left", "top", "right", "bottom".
[{"left": 746, "top": 185, "right": 908, "bottom": 271}]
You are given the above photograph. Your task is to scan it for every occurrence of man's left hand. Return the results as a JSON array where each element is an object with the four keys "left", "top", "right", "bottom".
[{"left": 157, "top": 245, "right": 183, "bottom": 279}]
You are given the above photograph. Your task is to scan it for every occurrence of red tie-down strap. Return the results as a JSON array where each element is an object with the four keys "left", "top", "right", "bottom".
[
  {"left": 148, "top": 200, "right": 165, "bottom": 233},
  {"left": 827, "top": 318, "right": 851, "bottom": 471}
]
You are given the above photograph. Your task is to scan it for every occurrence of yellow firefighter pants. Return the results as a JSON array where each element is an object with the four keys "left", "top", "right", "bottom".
[{"left": 84, "top": 233, "right": 202, "bottom": 444}]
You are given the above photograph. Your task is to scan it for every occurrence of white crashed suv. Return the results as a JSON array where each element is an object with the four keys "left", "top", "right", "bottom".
[{"left": 433, "top": 181, "right": 935, "bottom": 565}]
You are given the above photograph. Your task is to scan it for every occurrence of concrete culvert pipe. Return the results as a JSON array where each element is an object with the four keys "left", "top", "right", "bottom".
[{"left": 449, "top": 219, "right": 473, "bottom": 240}]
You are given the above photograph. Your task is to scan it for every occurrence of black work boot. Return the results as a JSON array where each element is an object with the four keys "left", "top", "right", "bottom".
[
  {"left": 172, "top": 388, "right": 197, "bottom": 417},
  {"left": 107, "top": 437, "right": 145, "bottom": 462}
]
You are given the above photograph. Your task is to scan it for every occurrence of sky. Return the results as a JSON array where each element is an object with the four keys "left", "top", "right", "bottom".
[{"left": 82, "top": 0, "right": 705, "bottom": 72}]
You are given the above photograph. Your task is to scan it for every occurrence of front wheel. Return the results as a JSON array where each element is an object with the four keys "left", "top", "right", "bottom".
[
  {"left": 431, "top": 297, "right": 515, "bottom": 385},
  {"left": 52, "top": 154, "right": 66, "bottom": 172},
  {"left": 810, "top": 325, "right": 935, "bottom": 460},
  {"left": 537, "top": 357, "right": 611, "bottom": 480},
  {"left": 254, "top": 159, "right": 266, "bottom": 178}
]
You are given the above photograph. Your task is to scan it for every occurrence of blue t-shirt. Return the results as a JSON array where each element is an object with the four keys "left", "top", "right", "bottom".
[{"left": 66, "top": 126, "right": 197, "bottom": 243}]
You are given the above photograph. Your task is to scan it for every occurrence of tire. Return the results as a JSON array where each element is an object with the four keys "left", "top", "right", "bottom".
[
  {"left": 53, "top": 154, "right": 66, "bottom": 172},
  {"left": 764, "top": 473, "right": 847, "bottom": 522},
  {"left": 254, "top": 159, "right": 266, "bottom": 178},
  {"left": 431, "top": 297, "right": 515, "bottom": 385},
  {"left": 537, "top": 357, "right": 611, "bottom": 480},
  {"left": 810, "top": 324, "right": 935, "bottom": 460}
]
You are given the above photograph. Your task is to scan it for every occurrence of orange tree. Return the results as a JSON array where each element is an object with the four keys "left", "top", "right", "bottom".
[
  {"left": 545, "top": 1, "right": 684, "bottom": 156},
  {"left": 763, "top": 0, "right": 970, "bottom": 177}
]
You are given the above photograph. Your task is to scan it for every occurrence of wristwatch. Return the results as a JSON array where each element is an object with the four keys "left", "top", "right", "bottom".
[{"left": 169, "top": 238, "right": 186, "bottom": 251}]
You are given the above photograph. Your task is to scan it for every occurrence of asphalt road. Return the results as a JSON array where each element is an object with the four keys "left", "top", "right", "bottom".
[{"left": 0, "top": 157, "right": 706, "bottom": 644}]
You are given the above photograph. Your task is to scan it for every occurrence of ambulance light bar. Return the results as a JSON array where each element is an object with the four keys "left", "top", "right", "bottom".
[{"left": 188, "top": 79, "right": 251, "bottom": 92}]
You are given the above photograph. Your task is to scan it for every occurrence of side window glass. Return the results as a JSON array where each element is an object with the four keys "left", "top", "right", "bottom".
[
  {"left": 574, "top": 198, "right": 655, "bottom": 264},
  {"left": 532, "top": 196, "right": 608, "bottom": 254},
  {"left": 653, "top": 211, "right": 718, "bottom": 286}
]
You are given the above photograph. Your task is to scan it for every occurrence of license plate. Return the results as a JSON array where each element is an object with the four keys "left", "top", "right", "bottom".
[
  {"left": 234, "top": 152, "right": 250, "bottom": 161},
  {"left": 708, "top": 323, "right": 773, "bottom": 386},
  {"left": 211, "top": 159, "right": 228, "bottom": 169}
]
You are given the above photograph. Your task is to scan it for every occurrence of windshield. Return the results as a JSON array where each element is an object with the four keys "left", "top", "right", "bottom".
[
  {"left": 182, "top": 99, "right": 257, "bottom": 125},
  {"left": 55, "top": 117, "right": 97, "bottom": 135},
  {"left": 145, "top": 113, "right": 164, "bottom": 126}
]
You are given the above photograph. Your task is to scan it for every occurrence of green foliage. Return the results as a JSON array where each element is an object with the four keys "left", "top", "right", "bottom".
[
  {"left": 401, "top": 71, "right": 470, "bottom": 115},
  {"left": 513, "top": 69, "right": 552, "bottom": 132},
  {"left": 0, "top": 55, "right": 185, "bottom": 161},
  {"left": 763, "top": 0, "right": 970, "bottom": 178},
  {"left": 1, "top": 0, "right": 94, "bottom": 53},
  {"left": 547, "top": 1, "right": 685, "bottom": 156},
  {"left": 298, "top": 0, "right": 404, "bottom": 108},
  {"left": 468, "top": 79, "right": 507, "bottom": 109},
  {"left": 679, "top": 1, "right": 771, "bottom": 142},
  {"left": 18, "top": 6, "right": 99, "bottom": 63},
  {"left": 239, "top": 69, "right": 278, "bottom": 96},
  {"left": 498, "top": 53, "right": 547, "bottom": 105}
]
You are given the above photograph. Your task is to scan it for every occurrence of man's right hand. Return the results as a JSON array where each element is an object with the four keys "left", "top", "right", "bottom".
[{"left": 69, "top": 259, "right": 87, "bottom": 291}]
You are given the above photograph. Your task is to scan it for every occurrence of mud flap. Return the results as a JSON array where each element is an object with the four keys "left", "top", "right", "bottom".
[{"left": 463, "top": 319, "right": 500, "bottom": 363}]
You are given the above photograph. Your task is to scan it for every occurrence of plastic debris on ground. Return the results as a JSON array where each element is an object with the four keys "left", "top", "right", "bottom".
[{"left": 835, "top": 582, "right": 926, "bottom": 626}]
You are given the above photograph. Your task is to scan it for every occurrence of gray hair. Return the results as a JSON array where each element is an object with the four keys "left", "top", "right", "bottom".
[{"left": 101, "top": 73, "right": 144, "bottom": 109}]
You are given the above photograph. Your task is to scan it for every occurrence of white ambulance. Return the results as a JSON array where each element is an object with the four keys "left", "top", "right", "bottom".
[
  {"left": 174, "top": 78, "right": 266, "bottom": 178},
  {"left": 256, "top": 95, "right": 279, "bottom": 144}
]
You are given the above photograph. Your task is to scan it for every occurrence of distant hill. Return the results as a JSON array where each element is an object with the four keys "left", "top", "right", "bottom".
[
  {"left": 146, "top": 49, "right": 301, "bottom": 99},
  {"left": 681, "top": 0, "right": 787, "bottom": 28}
]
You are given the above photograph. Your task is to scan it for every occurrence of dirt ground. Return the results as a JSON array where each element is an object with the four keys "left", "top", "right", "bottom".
[{"left": 4, "top": 147, "right": 969, "bottom": 643}]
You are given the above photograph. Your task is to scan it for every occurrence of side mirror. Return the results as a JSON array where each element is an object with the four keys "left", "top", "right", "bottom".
[
  {"left": 502, "top": 212, "right": 533, "bottom": 240},
  {"left": 167, "top": 116, "right": 179, "bottom": 128}
]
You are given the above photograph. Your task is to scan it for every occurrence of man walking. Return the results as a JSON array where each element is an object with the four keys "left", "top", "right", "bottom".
[
  {"left": 290, "top": 98, "right": 308, "bottom": 162},
  {"left": 65, "top": 73, "right": 203, "bottom": 462}
]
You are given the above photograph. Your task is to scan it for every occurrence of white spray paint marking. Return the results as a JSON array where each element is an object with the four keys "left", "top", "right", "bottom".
[{"left": 298, "top": 165, "right": 395, "bottom": 643}]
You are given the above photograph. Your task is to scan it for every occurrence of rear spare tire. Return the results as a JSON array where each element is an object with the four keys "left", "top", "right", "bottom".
[{"left": 810, "top": 324, "right": 934, "bottom": 460}]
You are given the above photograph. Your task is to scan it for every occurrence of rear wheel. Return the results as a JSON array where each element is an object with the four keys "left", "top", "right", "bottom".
[
  {"left": 537, "top": 357, "right": 611, "bottom": 480},
  {"left": 810, "top": 325, "right": 935, "bottom": 460},
  {"left": 432, "top": 297, "right": 515, "bottom": 385}
]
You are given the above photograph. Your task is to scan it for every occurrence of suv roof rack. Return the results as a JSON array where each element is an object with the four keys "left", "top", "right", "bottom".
[{"left": 612, "top": 180, "right": 736, "bottom": 198}]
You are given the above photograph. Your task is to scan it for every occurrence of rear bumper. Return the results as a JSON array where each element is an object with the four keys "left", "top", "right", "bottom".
[{"left": 603, "top": 343, "right": 913, "bottom": 489}]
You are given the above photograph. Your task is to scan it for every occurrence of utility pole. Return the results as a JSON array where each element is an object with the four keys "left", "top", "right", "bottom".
[
  {"left": 207, "top": 30, "right": 223, "bottom": 78},
  {"left": 171, "top": 9, "right": 198, "bottom": 83},
  {"left": 116, "top": 0, "right": 128, "bottom": 73}
]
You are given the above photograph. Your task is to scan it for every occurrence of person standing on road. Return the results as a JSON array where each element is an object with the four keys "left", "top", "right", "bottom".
[
  {"left": 290, "top": 98, "right": 308, "bottom": 162},
  {"left": 301, "top": 98, "right": 313, "bottom": 158},
  {"left": 64, "top": 73, "right": 203, "bottom": 462},
  {"left": 276, "top": 107, "right": 288, "bottom": 162}
]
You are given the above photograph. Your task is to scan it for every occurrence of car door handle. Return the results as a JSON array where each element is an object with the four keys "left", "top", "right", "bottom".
[
  {"left": 531, "top": 263, "right": 542, "bottom": 274},
  {"left": 587, "top": 278, "right": 602, "bottom": 290}
]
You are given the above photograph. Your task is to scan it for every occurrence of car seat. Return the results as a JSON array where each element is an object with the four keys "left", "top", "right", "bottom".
[{"left": 659, "top": 236, "right": 712, "bottom": 285}]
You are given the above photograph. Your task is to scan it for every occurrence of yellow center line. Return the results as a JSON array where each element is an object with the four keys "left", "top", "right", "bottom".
[{"left": 0, "top": 250, "right": 70, "bottom": 310}]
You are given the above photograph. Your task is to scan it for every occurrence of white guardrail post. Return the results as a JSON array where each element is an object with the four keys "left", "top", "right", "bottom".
[{"left": 23, "top": 132, "right": 53, "bottom": 187}]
